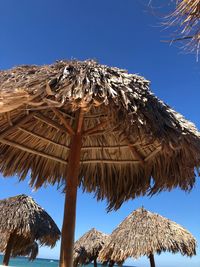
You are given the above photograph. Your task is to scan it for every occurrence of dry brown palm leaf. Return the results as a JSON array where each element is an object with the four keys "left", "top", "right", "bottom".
[
  {"left": 98, "top": 208, "right": 196, "bottom": 267},
  {"left": 167, "top": 0, "right": 200, "bottom": 55},
  {"left": 73, "top": 228, "right": 109, "bottom": 267}
]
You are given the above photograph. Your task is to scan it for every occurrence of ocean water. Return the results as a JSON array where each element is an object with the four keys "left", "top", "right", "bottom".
[
  {"left": 0, "top": 256, "right": 135, "bottom": 267},
  {"left": 0, "top": 255, "right": 59, "bottom": 267}
]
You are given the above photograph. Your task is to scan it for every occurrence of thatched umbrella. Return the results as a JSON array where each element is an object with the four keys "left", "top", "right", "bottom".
[
  {"left": 0, "top": 60, "right": 200, "bottom": 267},
  {"left": 73, "top": 228, "right": 109, "bottom": 267},
  {"left": 167, "top": 0, "right": 200, "bottom": 54},
  {"left": 0, "top": 234, "right": 39, "bottom": 261},
  {"left": 0, "top": 194, "right": 60, "bottom": 266},
  {"left": 98, "top": 208, "right": 196, "bottom": 267}
]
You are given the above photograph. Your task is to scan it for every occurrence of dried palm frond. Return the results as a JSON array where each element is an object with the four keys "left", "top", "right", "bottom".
[
  {"left": 167, "top": 0, "right": 200, "bottom": 55},
  {"left": 73, "top": 228, "right": 109, "bottom": 266},
  {"left": 98, "top": 208, "right": 196, "bottom": 262}
]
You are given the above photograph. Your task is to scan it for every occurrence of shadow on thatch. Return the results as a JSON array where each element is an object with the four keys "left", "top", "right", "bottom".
[
  {"left": 0, "top": 194, "right": 60, "bottom": 265},
  {"left": 0, "top": 233, "right": 38, "bottom": 261},
  {"left": 98, "top": 208, "right": 196, "bottom": 267},
  {"left": 13, "top": 241, "right": 39, "bottom": 261},
  {"left": 73, "top": 228, "right": 110, "bottom": 267}
]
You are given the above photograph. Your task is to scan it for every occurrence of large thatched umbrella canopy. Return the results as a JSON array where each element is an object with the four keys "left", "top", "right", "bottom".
[
  {"left": 0, "top": 194, "right": 60, "bottom": 266},
  {"left": 0, "top": 60, "right": 200, "bottom": 267},
  {"left": 73, "top": 228, "right": 109, "bottom": 267},
  {"left": 0, "top": 234, "right": 39, "bottom": 261},
  {"left": 98, "top": 208, "right": 196, "bottom": 267}
]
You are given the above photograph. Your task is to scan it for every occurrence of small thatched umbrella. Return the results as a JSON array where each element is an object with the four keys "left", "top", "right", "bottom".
[
  {"left": 98, "top": 208, "right": 196, "bottom": 267},
  {"left": 0, "top": 194, "right": 60, "bottom": 266},
  {"left": 73, "top": 228, "right": 109, "bottom": 267},
  {"left": 0, "top": 60, "right": 200, "bottom": 267},
  {"left": 0, "top": 234, "right": 39, "bottom": 261}
]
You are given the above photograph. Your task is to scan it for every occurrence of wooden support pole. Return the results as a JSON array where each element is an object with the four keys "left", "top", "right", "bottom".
[
  {"left": 59, "top": 109, "right": 84, "bottom": 267},
  {"left": 94, "top": 258, "right": 97, "bottom": 267},
  {"left": 3, "top": 233, "right": 15, "bottom": 266},
  {"left": 149, "top": 253, "right": 156, "bottom": 267},
  {"left": 108, "top": 260, "right": 115, "bottom": 267}
]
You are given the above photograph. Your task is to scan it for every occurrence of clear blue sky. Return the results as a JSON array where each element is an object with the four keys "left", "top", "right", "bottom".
[{"left": 0, "top": 1, "right": 200, "bottom": 267}]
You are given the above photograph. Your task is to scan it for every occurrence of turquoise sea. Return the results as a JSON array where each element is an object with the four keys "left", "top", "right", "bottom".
[
  {"left": 0, "top": 256, "right": 135, "bottom": 267},
  {"left": 0, "top": 256, "right": 59, "bottom": 267}
]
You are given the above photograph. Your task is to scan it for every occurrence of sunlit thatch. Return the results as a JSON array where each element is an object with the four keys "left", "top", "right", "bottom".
[
  {"left": 0, "top": 60, "right": 200, "bottom": 210},
  {"left": 167, "top": 0, "right": 200, "bottom": 54},
  {"left": 73, "top": 228, "right": 109, "bottom": 267},
  {"left": 98, "top": 208, "right": 196, "bottom": 265},
  {"left": 0, "top": 194, "right": 60, "bottom": 247}
]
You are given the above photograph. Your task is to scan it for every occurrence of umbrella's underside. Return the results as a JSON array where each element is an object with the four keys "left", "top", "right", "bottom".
[{"left": 0, "top": 60, "right": 200, "bottom": 210}]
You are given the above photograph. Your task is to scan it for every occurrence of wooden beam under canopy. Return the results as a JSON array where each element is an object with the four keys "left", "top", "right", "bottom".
[
  {"left": 0, "top": 138, "right": 67, "bottom": 165},
  {"left": 18, "top": 127, "right": 69, "bottom": 150},
  {"left": 80, "top": 159, "right": 140, "bottom": 164},
  {"left": 51, "top": 108, "right": 75, "bottom": 135},
  {"left": 0, "top": 112, "right": 35, "bottom": 140},
  {"left": 144, "top": 146, "right": 162, "bottom": 162},
  {"left": 81, "top": 145, "right": 130, "bottom": 150},
  {"left": 34, "top": 113, "right": 68, "bottom": 133},
  {"left": 128, "top": 144, "right": 144, "bottom": 163},
  {"left": 83, "top": 120, "right": 108, "bottom": 136}
]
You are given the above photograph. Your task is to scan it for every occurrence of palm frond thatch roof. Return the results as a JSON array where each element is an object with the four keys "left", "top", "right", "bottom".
[
  {"left": 0, "top": 233, "right": 39, "bottom": 261},
  {"left": 73, "top": 228, "right": 109, "bottom": 266},
  {"left": 167, "top": 0, "right": 200, "bottom": 53},
  {"left": 0, "top": 60, "right": 200, "bottom": 210},
  {"left": 12, "top": 241, "right": 39, "bottom": 261},
  {"left": 0, "top": 194, "right": 60, "bottom": 247},
  {"left": 98, "top": 208, "right": 196, "bottom": 262}
]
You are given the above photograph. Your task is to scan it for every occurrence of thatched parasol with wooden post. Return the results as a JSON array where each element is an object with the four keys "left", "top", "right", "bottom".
[
  {"left": 0, "top": 60, "right": 200, "bottom": 267},
  {"left": 73, "top": 228, "right": 109, "bottom": 267},
  {"left": 167, "top": 0, "right": 200, "bottom": 54},
  {"left": 0, "top": 194, "right": 60, "bottom": 266},
  {"left": 98, "top": 208, "right": 196, "bottom": 267},
  {"left": 0, "top": 234, "right": 39, "bottom": 261}
]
